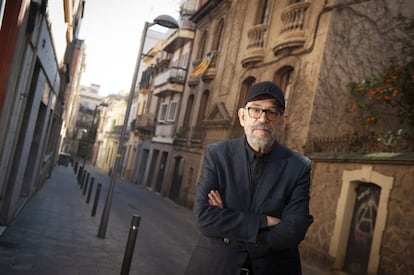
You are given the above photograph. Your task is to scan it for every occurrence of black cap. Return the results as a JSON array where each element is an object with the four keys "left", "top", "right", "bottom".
[{"left": 245, "top": 81, "right": 285, "bottom": 110}]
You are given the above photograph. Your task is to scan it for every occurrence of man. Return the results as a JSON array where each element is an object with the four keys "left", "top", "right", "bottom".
[{"left": 185, "top": 81, "right": 313, "bottom": 275}]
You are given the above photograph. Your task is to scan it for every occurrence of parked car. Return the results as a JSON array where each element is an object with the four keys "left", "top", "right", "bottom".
[{"left": 58, "top": 153, "right": 72, "bottom": 167}]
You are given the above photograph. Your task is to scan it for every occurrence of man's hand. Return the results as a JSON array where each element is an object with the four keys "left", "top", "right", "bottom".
[
  {"left": 208, "top": 190, "right": 223, "bottom": 208},
  {"left": 266, "top": 216, "right": 281, "bottom": 227}
]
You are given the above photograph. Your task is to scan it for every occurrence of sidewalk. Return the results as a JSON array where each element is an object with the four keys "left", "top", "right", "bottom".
[{"left": 0, "top": 165, "right": 130, "bottom": 274}]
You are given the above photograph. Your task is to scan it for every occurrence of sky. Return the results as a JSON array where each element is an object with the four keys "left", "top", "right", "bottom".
[{"left": 49, "top": 0, "right": 181, "bottom": 96}]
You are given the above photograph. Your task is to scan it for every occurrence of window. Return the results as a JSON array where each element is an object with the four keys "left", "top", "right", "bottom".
[
  {"left": 183, "top": 95, "right": 194, "bottom": 128},
  {"left": 197, "top": 90, "right": 209, "bottom": 124},
  {"left": 274, "top": 66, "right": 293, "bottom": 108},
  {"left": 256, "top": 0, "right": 271, "bottom": 25},
  {"left": 167, "top": 101, "right": 178, "bottom": 121},
  {"left": 197, "top": 31, "right": 208, "bottom": 60},
  {"left": 181, "top": 52, "right": 189, "bottom": 69},
  {"left": 171, "top": 53, "right": 179, "bottom": 68},
  {"left": 158, "top": 103, "right": 168, "bottom": 122},
  {"left": 158, "top": 101, "right": 178, "bottom": 122},
  {"left": 212, "top": 19, "right": 224, "bottom": 51}
]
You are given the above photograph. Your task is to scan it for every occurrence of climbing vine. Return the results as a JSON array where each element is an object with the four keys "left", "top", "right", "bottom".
[{"left": 348, "top": 15, "right": 414, "bottom": 144}]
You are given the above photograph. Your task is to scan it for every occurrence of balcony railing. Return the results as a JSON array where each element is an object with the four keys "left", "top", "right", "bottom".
[
  {"left": 154, "top": 67, "right": 186, "bottom": 86},
  {"left": 273, "top": 1, "right": 311, "bottom": 55},
  {"left": 153, "top": 67, "right": 187, "bottom": 96},
  {"left": 133, "top": 113, "right": 156, "bottom": 133},
  {"left": 241, "top": 24, "right": 267, "bottom": 67},
  {"left": 306, "top": 135, "right": 414, "bottom": 154},
  {"left": 247, "top": 24, "right": 267, "bottom": 49},
  {"left": 202, "top": 50, "right": 219, "bottom": 81},
  {"left": 174, "top": 126, "right": 205, "bottom": 148}
]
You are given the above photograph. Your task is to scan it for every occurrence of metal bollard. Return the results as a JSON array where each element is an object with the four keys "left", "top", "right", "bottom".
[
  {"left": 83, "top": 175, "right": 89, "bottom": 195},
  {"left": 74, "top": 161, "right": 78, "bottom": 174},
  {"left": 81, "top": 171, "right": 88, "bottom": 189},
  {"left": 86, "top": 178, "right": 95, "bottom": 204},
  {"left": 120, "top": 215, "right": 141, "bottom": 275},
  {"left": 91, "top": 183, "right": 102, "bottom": 217},
  {"left": 77, "top": 166, "right": 84, "bottom": 183},
  {"left": 80, "top": 169, "right": 86, "bottom": 186}
]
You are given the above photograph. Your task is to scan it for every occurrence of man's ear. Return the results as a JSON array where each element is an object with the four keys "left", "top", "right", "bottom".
[{"left": 238, "top": 108, "right": 245, "bottom": 127}]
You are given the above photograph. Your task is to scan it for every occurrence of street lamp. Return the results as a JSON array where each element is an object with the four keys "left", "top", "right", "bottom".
[
  {"left": 82, "top": 102, "right": 108, "bottom": 169},
  {"left": 97, "top": 14, "right": 179, "bottom": 238}
]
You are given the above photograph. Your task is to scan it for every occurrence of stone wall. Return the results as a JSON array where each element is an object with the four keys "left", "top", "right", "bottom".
[{"left": 300, "top": 155, "right": 414, "bottom": 274}]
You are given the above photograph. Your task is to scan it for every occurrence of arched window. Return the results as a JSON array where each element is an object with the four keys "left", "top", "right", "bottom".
[
  {"left": 212, "top": 19, "right": 224, "bottom": 51},
  {"left": 256, "top": 0, "right": 271, "bottom": 25},
  {"left": 274, "top": 66, "right": 294, "bottom": 109},
  {"left": 239, "top": 77, "right": 256, "bottom": 108},
  {"left": 197, "top": 31, "right": 208, "bottom": 60},
  {"left": 183, "top": 94, "right": 194, "bottom": 128},
  {"left": 197, "top": 90, "right": 209, "bottom": 124}
]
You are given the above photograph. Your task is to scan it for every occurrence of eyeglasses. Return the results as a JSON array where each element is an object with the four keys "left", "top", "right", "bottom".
[{"left": 245, "top": 106, "right": 283, "bottom": 121}]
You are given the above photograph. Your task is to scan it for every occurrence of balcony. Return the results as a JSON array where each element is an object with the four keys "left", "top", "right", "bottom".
[
  {"left": 174, "top": 126, "right": 205, "bottom": 148},
  {"left": 241, "top": 24, "right": 267, "bottom": 68},
  {"left": 188, "top": 75, "right": 201, "bottom": 87},
  {"left": 187, "top": 58, "right": 202, "bottom": 87},
  {"left": 133, "top": 113, "right": 156, "bottom": 134},
  {"left": 163, "top": 29, "right": 195, "bottom": 53},
  {"left": 202, "top": 50, "right": 219, "bottom": 82},
  {"left": 272, "top": 1, "right": 311, "bottom": 56},
  {"left": 153, "top": 123, "right": 176, "bottom": 144},
  {"left": 153, "top": 67, "right": 187, "bottom": 97},
  {"left": 155, "top": 123, "right": 176, "bottom": 138}
]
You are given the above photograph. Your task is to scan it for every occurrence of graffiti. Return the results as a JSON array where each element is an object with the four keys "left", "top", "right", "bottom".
[
  {"left": 344, "top": 182, "right": 381, "bottom": 274},
  {"left": 353, "top": 197, "right": 378, "bottom": 244}
]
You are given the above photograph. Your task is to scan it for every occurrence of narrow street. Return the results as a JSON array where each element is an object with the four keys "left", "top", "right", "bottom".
[
  {"left": 0, "top": 164, "right": 322, "bottom": 275},
  {"left": 0, "top": 165, "right": 200, "bottom": 274}
]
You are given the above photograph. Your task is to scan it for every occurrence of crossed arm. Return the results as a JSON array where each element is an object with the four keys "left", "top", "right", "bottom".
[
  {"left": 208, "top": 190, "right": 281, "bottom": 227},
  {"left": 196, "top": 145, "right": 313, "bottom": 247}
]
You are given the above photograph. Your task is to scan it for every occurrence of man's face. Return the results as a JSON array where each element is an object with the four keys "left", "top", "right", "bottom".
[{"left": 238, "top": 98, "right": 287, "bottom": 153}]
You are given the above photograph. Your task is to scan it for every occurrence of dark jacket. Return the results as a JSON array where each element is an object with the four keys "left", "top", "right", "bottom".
[{"left": 185, "top": 136, "right": 313, "bottom": 275}]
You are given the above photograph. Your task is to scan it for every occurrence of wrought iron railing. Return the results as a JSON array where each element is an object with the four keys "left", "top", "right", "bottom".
[{"left": 307, "top": 135, "right": 413, "bottom": 154}]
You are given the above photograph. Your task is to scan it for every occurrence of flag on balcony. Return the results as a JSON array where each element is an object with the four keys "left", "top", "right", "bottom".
[{"left": 190, "top": 52, "right": 213, "bottom": 78}]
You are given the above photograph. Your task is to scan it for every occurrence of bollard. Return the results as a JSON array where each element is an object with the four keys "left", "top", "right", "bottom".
[
  {"left": 74, "top": 161, "right": 78, "bottom": 174},
  {"left": 81, "top": 171, "right": 88, "bottom": 189},
  {"left": 83, "top": 175, "right": 89, "bottom": 195},
  {"left": 120, "top": 215, "right": 141, "bottom": 275},
  {"left": 91, "top": 183, "right": 102, "bottom": 217},
  {"left": 82, "top": 172, "right": 90, "bottom": 193},
  {"left": 86, "top": 178, "right": 95, "bottom": 204},
  {"left": 80, "top": 168, "right": 86, "bottom": 186},
  {"left": 77, "top": 166, "right": 84, "bottom": 183}
]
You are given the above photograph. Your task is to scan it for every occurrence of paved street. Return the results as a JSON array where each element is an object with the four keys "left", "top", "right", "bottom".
[
  {"left": 0, "top": 165, "right": 199, "bottom": 274},
  {"left": 0, "top": 164, "right": 323, "bottom": 275}
]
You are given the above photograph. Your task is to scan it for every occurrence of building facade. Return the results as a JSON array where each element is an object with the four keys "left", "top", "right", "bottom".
[
  {"left": 125, "top": 0, "right": 414, "bottom": 274},
  {"left": 0, "top": 0, "right": 85, "bottom": 225},
  {"left": 122, "top": 29, "right": 169, "bottom": 180}
]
